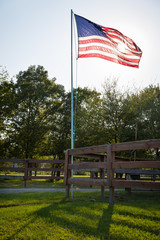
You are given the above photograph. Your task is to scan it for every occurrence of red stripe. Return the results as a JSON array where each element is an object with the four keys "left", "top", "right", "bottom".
[
  {"left": 106, "top": 32, "right": 142, "bottom": 54},
  {"left": 102, "top": 27, "right": 126, "bottom": 42},
  {"left": 79, "top": 45, "right": 114, "bottom": 55},
  {"left": 103, "top": 27, "right": 129, "bottom": 42},
  {"left": 79, "top": 45, "right": 140, "bottom": 63},
  {"left": 75, "top": 14, "right": 142, "bottom": 68},
  {"left": 79, "top": 38, "right": 142, "bottom": 57},
  {"left": 78, "top": 53, "right": 139, "bottom": 68},
  {"left": 79, "top": 38, "right": 116, "bottom": 49},
  {"left": 79, "top": 39, "right": 141, "bottom": 57},
  {"left": 106, "top": 32, "right": 125, "bottom": 44},
  {"left": 102, "top": 27, "right": 142, "bottom": 54}
]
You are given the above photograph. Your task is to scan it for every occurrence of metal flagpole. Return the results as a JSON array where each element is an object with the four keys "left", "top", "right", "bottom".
[
  {"left": 71, "top": 9, "right": 74, "bottom": 198},
  {"left": 71, "top": 10, "right": 74, "bottom": 150}
]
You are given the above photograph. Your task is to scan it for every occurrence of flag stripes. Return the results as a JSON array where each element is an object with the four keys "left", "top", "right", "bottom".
[
  {"left": 75, "top": 14, "right": 142, "bottom": 68},
  {"left": 78, "top": 36, "right": 140, "bottom": 67}
]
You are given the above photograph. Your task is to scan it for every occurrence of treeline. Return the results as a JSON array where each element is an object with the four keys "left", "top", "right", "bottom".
[{"left": 0, "top": 65, "right": 160, "bottom": 159}]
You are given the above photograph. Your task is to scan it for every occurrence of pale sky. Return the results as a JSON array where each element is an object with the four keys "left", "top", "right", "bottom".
[{"left": 0, "top": 0, "right": 160, "bottom": 92}]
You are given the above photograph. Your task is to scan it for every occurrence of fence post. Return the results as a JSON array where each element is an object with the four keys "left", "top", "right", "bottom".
[
  {"left": 100, "top": 155, "right": 105, "bottom": 198},
  {"left": 107, "top": 144, "right": 115, "bottom": 205},
  {"left": 64, "top": 150, "right": 71, "bottom": 198},
  {"left": 24, "top": 159, "right": 28, "bottom": 188}
]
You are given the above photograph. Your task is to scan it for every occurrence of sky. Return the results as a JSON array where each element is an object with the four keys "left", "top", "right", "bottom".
[{"left": 0, "top": 0, "right": 160, "bottom": 93}]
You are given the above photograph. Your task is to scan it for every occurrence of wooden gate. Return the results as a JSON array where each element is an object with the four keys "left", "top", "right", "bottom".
[{"left": 64, "top": 139, "right": 160, "bottom": 205}]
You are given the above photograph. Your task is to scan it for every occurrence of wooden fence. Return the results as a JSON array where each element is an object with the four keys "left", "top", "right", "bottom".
[
  {"left": 64, "top": 139, "right": 160, "bottom": 205},
  {"left": 0, "top": 159, "right": 65, "bottom": 187}
]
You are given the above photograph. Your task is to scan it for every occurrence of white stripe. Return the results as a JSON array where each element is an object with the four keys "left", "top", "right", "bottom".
[
  {"left": 79, "top": 35, "right": 108, "bottom": 41},
  {"left": 80, "top": 32, "right": 126, "bottom": 47},
  {"left": 79, "top": 36, "right": 141, "bottom": 55},
  {"left": 102, "top": 28, "right": 136, "bottom": 46},
  {"left": 79, "top": 42, "right": 140, "bottom": 60},
  {"left": 79, "top": 49, "right": 139, "bottom": 66}
]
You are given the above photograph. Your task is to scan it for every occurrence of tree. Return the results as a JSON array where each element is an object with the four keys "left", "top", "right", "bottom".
[
  {"left": 136, "top": 85, "right": 160, "bottom": 158},
  {"left": 119, "top": 92, "right": 141, "bottom": 142},
  {"left": 102, "top": 78, "right": 125, "bottom": 143},
  {"left": 45, "top": 87, "right": 104, "bottom": 159},
  {"left": 0, "top": 66, "right": 15, "bottom": 157},
  {"left": 9, "top": 65, "right": 64, "bottom": 159},
  {"left": 40, "top": 86, "right": 69, "bottom": 159},
  {"left": 75, "top": 87, "right": 104, "bottom": 147}
]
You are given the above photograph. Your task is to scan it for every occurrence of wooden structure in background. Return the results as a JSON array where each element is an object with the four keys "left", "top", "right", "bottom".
[
  {"left": 0, "top": 159, "right": 65, "bottom": 187},
  {"left": 64, "top": 139, "right": 160, "bottom": 205}
]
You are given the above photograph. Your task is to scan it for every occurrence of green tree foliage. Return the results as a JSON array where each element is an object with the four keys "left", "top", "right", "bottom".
[
  {"left": 138, "top": 85, "right": 160, "bottom": 139},
  {"left": 8, "top": 65, "right": 64, "bottom": 158},
  {"left": 134, "top": 85, "right": 160, "bottom": 158},
  {"left": 41, "top": 89, "right": 70, "bottom": 159},
  {"left": 0, "top": 67, "right": 14, "bottom": 129},
  {"left": 75, "top": 87, "right": 104, "bottom": 147},
  {"left": 102, "top": 79, "right": 160, "bottom": 157},
  {"left": 44, "top": 87, "right": 105, "bottom": 159},
  {"left": 43, "top": 87, "right": 104, "bottom": 158},
  {"left": 0, "top": 65, "right": 159, "bottom": 160},
  {"left": 102, "top": 78, "right": 127, "bottom": 143},
  {"left": 0, "top": 66, "right": 15, "bottom": 157}
]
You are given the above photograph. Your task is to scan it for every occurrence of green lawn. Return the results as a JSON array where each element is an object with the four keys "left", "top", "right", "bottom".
[
  {"left": 0, "top": 191, "right": 160, "bottom": 240},
  {"left": 0, "top": 175, "right": 97, "bottom": 189},
  {"left": 0, "top": 178, "right": 65, "bottom": 188}
]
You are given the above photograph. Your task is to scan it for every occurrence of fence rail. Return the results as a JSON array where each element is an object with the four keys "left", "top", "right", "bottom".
[
  {"left": 64, "top": 139, "right": 160, "bottom": 205},
  {"left": 0, "top": 159, "right": 65, "bottom": 187}
]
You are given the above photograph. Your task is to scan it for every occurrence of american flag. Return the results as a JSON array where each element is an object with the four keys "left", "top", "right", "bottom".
[{"left": 74, "top": 14, "right": 142, "bottom": 68}]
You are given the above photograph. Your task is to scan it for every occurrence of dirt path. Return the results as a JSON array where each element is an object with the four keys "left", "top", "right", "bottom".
[{"left": 0, "top": 188, "right": 104, "bottom": 194}]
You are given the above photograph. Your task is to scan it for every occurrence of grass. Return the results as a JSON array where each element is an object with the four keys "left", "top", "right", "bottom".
[
  {"left": 0, "top": 191, "right": 160, "bottom": 240},
  {"left": 0, "top": 178, "right": 65, "bottom": 188},
  {"left": 0, "top": 175, "right": 99, "bottom": 189}
]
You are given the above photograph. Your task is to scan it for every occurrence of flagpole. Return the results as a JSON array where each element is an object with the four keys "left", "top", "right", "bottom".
[
  {"left": 71, "top": 9, "right": 74, "bottom": 198},
  {"left": 71, "top": 9, "right": 74, "bottom": 150}
]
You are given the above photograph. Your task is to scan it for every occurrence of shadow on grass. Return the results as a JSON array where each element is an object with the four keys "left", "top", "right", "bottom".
[
  {"left": 7, "top": 215, "right": 36, "bottom": 240},
  {"left": 34, "top": 199, "right": 102, "bottom": 237},
  {"left": 6, "top": 191, "right": 160, "bottom": 240},
  {"left": 33, "top": 199, "right": 114, "bottom": 238},
  {"left": 7, "top": 196, "right": 114, "bottom": 239},
  {"left": 116, "top": 207, "right": 160, "bottom": 222},
  {"left": 97, "top": 205, "right": 114, "bottom": 239}
]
